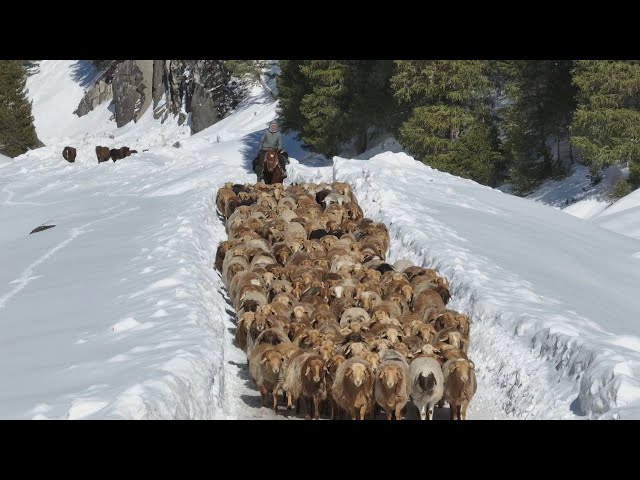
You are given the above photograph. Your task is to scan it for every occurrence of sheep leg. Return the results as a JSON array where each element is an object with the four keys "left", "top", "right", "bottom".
[
  {"left": 386, "top": 410, "right": 392, "bottom": 421},
  {"left": 359, "top": 405, "right": 367, "bottom": 420},
  {"left": 428, "top": 402, "right": 434, "bottom": 421},
  {"left": 303, "top": 397, "right": 312, "bottom": 420},
  {"left": 272, "top": 389, "right": 279, "bottom": 411},
  {"left": 296, "top": 397, "right": 301, "bottom": 415},
  {"left": 259, "top": 385, "right": 268, "bottom": 407},
  {"left": 313, "top": 396, "right": 320, "bottom": 420},
  {"left": 286, "top": 391, "right": 293, "bottom": 410},
  {"left": 461, "top": 401, "right": 469, "bottom": 420},
  {"left": 351, "top": 409, "right": 357, "bottom": 420},
  {"left": 395, "top": 404, "right": 403, "bottom": 420},
  {"left": 449, "top": 402, "right": 457, "bottom": 420}
]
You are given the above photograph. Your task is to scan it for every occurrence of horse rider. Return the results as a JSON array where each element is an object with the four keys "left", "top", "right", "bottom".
[{"left": 254, "top": 121, "right": 289, "bottom": 181}]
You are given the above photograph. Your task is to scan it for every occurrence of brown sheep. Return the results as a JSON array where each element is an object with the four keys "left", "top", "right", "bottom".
[
  {"left": 413, "top": 288, "right": 446, "bottom": 318},
  {"left": 331, "top": 357, "right": 375, "bottom": 420},
  {"left": 442, "top": 358, "right": 477, "bottom": 420},
  {"left": 300, "top": 355, "right": 328, "bottom": 419},
  {"left": 282, "top": 350, "right": 314, "bottom": 412},
  {"left": 235, "top": 311, "right": 256, "bottom": 351},
  {"left": 374, "top": 351, "right": 411, "bottom": 420},
  {"left": 248, "top": 343, "right": 286, "bottom": 410},
  {"left": 326, "top": 354, "right": 346, "bottom": 419}
]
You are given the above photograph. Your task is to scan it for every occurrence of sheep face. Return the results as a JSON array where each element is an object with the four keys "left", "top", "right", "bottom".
[
  {"left": 346, "top": 362, "right": 369, "bottom": 388},
  {"left": 378, "top": 364, "right": 403, "bottom": 390},
  {"left": 252, "top": 314, "right": 269, "bottom": 334},
  {"left": 380, "top": 327, "right": 402, "bottom": 345},
  {"left": 261, "top": 350, "right": 285, "bottom": 375},
  {"left": 448, "top": 359, "right": 474, "bottom": 382},
  {"left": 304, "top": 358, "right": 327, "bottom": 385}
]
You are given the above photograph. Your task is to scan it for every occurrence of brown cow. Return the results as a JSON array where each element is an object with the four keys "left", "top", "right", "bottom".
[
  {"left": 95, "top": 146, "right": 110, "bottom": 163},
  {"left": 62, "top": 147, "right": 76, "bottom": 163}
]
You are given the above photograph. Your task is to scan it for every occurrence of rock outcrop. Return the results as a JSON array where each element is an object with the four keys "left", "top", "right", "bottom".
[{"left": 75, "top": 60, "right": 243, "bottom": 134}]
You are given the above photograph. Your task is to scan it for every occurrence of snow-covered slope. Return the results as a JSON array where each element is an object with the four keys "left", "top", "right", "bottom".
[
  {"left": 25, "top": 61, "right": 113, "bottom": 144},
  {"left": 590, "top": 188, "right": 640, "bottom": 240},
  {"left": 1, "top": 65, "right": 285, "bottom": 418},
  {"left": 3, "top": 60, "right": 640, "bottom": 419}
]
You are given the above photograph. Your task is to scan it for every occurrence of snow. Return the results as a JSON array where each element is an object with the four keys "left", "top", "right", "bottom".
[
  {"left": 3, "top": 60, "right": 640, "bottom": 419},
  {"left": 590, "top": 188, "right": 640, "bottom": 240},
  {"left": 526, "top": 164, "right": 624, "bottom": 211},
  {"left": 562, "top": 198, "right": 611, "bottom": 220},
  {"left": 25, "top": 60, "right": 114, "bottom": 144}
]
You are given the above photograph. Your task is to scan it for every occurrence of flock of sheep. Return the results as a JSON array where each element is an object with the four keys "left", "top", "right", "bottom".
[{"left": 215, "top": 181, "right": 477, "bottom": 420}]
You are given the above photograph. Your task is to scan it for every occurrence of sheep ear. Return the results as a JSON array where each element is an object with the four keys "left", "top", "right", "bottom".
[
  {"left": 260, "top": 356, "right": 268, "bottom": 364},
  {"left": 469, "top": 361, "right": 475, "bottom": 370},
  {"left": 305, "top": 365, "right": 311, "bottom": 376},
  {"left": 378, "top": 370, "right": 385, "bottom": 380}
]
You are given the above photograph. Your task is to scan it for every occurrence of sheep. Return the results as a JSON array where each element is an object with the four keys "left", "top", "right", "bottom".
[
  {"left": 246, "top": 313, "right": 273, "bottom": 353},
  {"left": 253, "top": 328, "right": 291, "bottom": 348},
  {"left": 331, "top": 357, "right": 375, "bottom": 420},
  {"left": 282, "top": 350, "right": 314, "bottom": 412},
  {"left": 409, "top": 356, "right": 445, "bottom": 420},
  {"left": 374, "top": 349, "right": 411, "bottom": 420},
  {"left": 299, "top": 354, "right": 328, "bottom": 420},
  {"left": 235, "top": 311, "right": 256, "bottom": 351},
  {"left": 248, "top": 343, "right": 286, "bottom": 410},
  {"left": 339, "top": 307, "right": 371, "bottom": 327},
  {"left": 393, "top": 259, "right": 414, "bottom": 273},
  {"left": 442, "top": 358, "right": 477, "bottom": 420},
  {"left": 215, "top": 181, "right": 478, "bottom": 421}
]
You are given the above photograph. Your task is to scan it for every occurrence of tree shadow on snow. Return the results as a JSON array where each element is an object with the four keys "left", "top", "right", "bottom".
[
  {"left": 70, "top": 60, "right": 100, "bottom": 89},
  {"left": 237, "top": 130, "right": 264, "bottom": 176},
  {"left": 570, "top": 397, "right": 585, "bottom": 416}
]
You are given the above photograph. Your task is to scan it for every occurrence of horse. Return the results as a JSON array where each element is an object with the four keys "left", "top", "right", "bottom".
[
  {"left": 95, "top": 146, "right": 111, "bottom": 163},
  {"left": 62, "top": 146, "right": 77, "bottom": 163},
  {"left": 260, "top": 148, "right": 285, "bottom": 185}
]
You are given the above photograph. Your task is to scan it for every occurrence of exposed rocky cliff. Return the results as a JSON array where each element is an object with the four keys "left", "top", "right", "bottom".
[{"left": 75, "top": 60, "right": 243, "bottom": 134}]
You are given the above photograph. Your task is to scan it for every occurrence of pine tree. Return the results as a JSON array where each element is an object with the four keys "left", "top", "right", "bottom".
[
  {"left": 571, "top": 61, "right": 640, "bottom": 187},
  {"left": 343, "top": 60, "right": 397, "bottom": 153},
  {"left": 21, "top": 60, "right": 40, "bottom": 76},
  {"left": 276, "top": 60, "right": 309, "bottom": 136},
  {"left": 504, "top": 60, "right": 576, "bottom": 194},
  {"left": 298, "top": 60, "right": 350, "bottom": 156},
  {"left": 0, "top": 60, "right": 39, "bottom": 158},
  {"left": 391, "top": 60, "right": 503, "bottom": 186}
]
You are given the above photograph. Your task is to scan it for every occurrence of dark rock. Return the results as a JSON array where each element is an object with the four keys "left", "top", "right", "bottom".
[{"left": 30, "top": 225, "right": 56, "bottom": 234}]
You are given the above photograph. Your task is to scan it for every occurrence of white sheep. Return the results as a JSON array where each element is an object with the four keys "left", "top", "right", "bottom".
[{"left": 409, "top": 356, "right": 444, "bottom": 420}]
